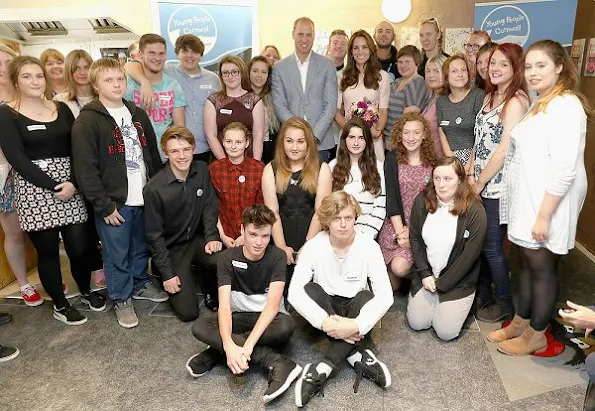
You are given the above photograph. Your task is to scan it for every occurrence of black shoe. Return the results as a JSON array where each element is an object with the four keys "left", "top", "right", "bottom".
[
  {"left": 204, "top": 294, "right": 219, "bottom": 312},
  {"left": 472, "top": 293, "right": 494, "bottom": 315},
  {"left": 263, "top": 356, "right": 302, "bottom": 403},
  {"left": 0, "top": 312, "right": 12, "bottom": 326},
  {"left": 476, "top": 299, "right": 514, "bottom": 323},
  {"left": 52, "top": 305, "right": 87, "bottom": 326},
  {"left": 186, "top": 347, "right": 221, "bottom": 378},
  {"left": 0, "top": 345, "right": 20, "bottom": 362},
  {"left": 584, "top": 380, "right": 595, "bottom": 411},
  {"left": 295, "top": 362, "right": 329, "bottom": 408},
  {"left": 352, "top": 349, "right": 391, "bottom": 392},
  {"left": 81, "top": 292, "right": 107, "bottom": 312}
]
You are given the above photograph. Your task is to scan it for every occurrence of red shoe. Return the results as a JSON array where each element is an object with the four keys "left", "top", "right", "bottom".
[
  {"left": 21, "top": 285, "right": 44, "bottom": 307},
  {"left": 62, "top": 283, "right": 69, "bottom": 294}
]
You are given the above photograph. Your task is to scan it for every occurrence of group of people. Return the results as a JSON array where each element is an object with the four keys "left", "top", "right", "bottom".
[{"left": 0, "top": 13, "right": 592, "bottom": 408}]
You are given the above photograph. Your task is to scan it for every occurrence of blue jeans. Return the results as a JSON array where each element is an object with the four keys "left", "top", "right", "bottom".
[
  {"left": 482, "top": 198, "right": 510, "bottom": 300},
  {"left": 318, "top": 149, "right": 333, "bottom": 163},
  {"left": 95, "top": 206, "right": 151, "bottom": 303}
]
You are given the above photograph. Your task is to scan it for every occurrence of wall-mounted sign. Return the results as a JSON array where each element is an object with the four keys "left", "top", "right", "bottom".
[{"left": 474, "top": 0, "right": 578, "bottom": 48}]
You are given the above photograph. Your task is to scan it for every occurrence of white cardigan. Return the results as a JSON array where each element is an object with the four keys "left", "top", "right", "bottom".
[{"left": 501, "top": 94, "right": 587, "bottom": 255}]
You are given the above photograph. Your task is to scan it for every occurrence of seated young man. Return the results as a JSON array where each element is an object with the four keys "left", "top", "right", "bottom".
[
  {"left": 288, "top": 191, "right": 394, "bottom": 407},
  {"left": 72, "top": 57, "right": 167, "bottom": 329},
  {"left": 209, "top": 122, "right": 264, "bottom": 249},
  {"left": 144, "top": 126, "right": 222, "bottom": 321},
  {"left": 188, "top": 204, "right": 301, "bottom": 403}
]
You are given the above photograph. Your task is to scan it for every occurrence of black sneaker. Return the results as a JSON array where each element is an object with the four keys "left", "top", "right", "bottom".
[
  {"left": 186, "top": 347, "right": 221, "bottom": 378},
  {"left": 0, "top": 312, "right": 12, "bottom": 326},
  {"left": 52, "top": 305, "right": 87, "bottom": 326},
  {"left": 263, "top": 356, "right": 302, "bottom": 403},
  {"left": 476, "top": 299, "right": 514, "bottom": 323},
  {"left": 81, "top": 292, "right": 107, "bottom": 312},
  {"left": 204, "top": 294, "right": 219, "bottom": 312},
  {"left": 352, "top": 349, "right": 391, "bottom": 392},
  {"left": 295, "top": 362, "right": 329, "bottom": 408},
  {"left": 0, "top": 345, "right": 20, "bottom": 362}
]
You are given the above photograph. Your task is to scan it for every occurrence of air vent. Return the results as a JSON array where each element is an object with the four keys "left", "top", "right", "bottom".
[
  {"left": 22, "top": 21, "right": 68, "bottom": 36},
  {"left": 88, "top": 18, "right": 128, "bottom": 34}
]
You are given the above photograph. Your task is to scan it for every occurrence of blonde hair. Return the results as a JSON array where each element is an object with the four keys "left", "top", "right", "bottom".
[
  {"left": 418, "top": 17, "right": 444, "bottom": 51},
  {"left": 274, "top": 117, "right": 320, "bottom": 195},
  {"left": 39, "top": 48, "right": 64, "bottom": 67},
  {"left": 89, "top": 58, "right": 126, "bottom": 98},
  {"left": 63, "top": 49, "right": 93, "bottom": 100},
  {"left": 317, "top": 191, "right": 361, "bottom": 231},
  {"left": 293, "top": 17, "right": 315, "bottom": 32},
  {"left": 0, "top": 44, "right": 18, "bottom": 58}
]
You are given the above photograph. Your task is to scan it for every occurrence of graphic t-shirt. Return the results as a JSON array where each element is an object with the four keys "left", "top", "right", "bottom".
[
  {"left": 125, "top": 73, "right": 186, "bottom": 160},
  {"left": 106, "top": 105, "right": 147, "bottom": 206}
]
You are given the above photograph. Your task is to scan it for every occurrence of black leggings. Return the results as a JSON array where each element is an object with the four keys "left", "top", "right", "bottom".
[
  {"left": 516, "top": 246, "right": 561, "bottom": 331},
  {"left": 28, "top": 222, "right": 92, "bottom": 309}
]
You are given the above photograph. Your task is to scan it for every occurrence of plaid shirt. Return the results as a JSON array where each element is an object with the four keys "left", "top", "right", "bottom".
[{"left": 209, "top": 157, "right": 264, "bottom": 239}]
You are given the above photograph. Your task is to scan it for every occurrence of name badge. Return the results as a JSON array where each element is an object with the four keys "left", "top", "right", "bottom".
[
  {"left": 439, "top": 120, "right": 449, "bottom": 126},
  {"left": 27, "top": 125, "right": 47, "bottom": 131},
  {"left": 200, "top": 84, "right": 212, "bottom": 89},
  {"left": 232, "top": 260, "right": 248, "bottom": 269},
  {"left": 220, "top": 109, "right": 233, "bottom": 115},
  {"left": 344, "top": 274, "right": 359, "bottom": 282},
  {"left": 159, "top": 95, "right": 172, "bottom": 102}
]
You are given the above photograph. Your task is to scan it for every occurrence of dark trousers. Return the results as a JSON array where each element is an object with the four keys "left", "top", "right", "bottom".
[
  {"left": 482, "top": 198, "right": 510, "bottom": 300},
  {"left": 304, "top": 282, "right": 374, "bottom": 367},
  {"left": 94, "top": 206, "right": 151, "bottom": 303},
  {"left": 192, "top": 311, "right": 295, "bottom": 368},
  {"left": 28, "top": 222, "right": 92, "bottom": 309},
  {"left": 193, "top": 151, "right": 212, "bottom": 164},
  {"left": 154, "top": 234, "right": 219, "bottom": 321},
  {"left": 318, "top": 149, "right": 334, "bottom": 163},
  {"left": 84, "top": 200, "right": 103, "bottom": 272}
]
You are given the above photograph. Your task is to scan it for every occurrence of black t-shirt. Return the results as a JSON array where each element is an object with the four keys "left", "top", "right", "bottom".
[{"left": 217, "top": 244, "right": 287, "bottom": 313}]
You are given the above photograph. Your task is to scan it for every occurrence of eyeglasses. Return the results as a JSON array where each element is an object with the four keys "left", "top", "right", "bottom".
[
  {"left": 464, "top": 43, "right": 481, "bottom": 51},
  {"left": 221, "top": 69, "right": 240, "bottom": 78}
]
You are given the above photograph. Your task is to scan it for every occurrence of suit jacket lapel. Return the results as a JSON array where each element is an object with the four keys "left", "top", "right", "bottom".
[
  {"left": 288, "top": 54, "right": 305, "bottom": 98},
  {"left": 305, "top": 52, "right": 317, "bottom": 97}
]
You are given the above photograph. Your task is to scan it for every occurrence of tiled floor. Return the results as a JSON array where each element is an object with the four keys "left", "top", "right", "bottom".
[{"left": 0, "top": 247, "right": 592, "bottom": 411}]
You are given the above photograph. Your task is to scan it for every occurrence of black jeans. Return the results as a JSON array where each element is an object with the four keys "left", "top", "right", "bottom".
[
  {"left": 153, "top": 234, "right": 219, "bottom": 321},
  {"left": 304, "top": 282, "right": 374, "bottom": 367},
  {"left": 28, "top": 222, "right": 92, "bottom": 309},
  {"left": 193, "top": 151, "right": 212, "bottom": 164},
  {"left": 192, "top": 311, "right": 295, "bottom": 368}
]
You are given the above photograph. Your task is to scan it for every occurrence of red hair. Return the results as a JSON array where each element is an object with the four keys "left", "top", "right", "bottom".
[{"left": 484, "top": 43, "right": 527, "bottom": 117}]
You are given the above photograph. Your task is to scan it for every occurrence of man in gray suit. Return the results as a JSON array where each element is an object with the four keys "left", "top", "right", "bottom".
[{"left": 271, "top": 17, "right": 338, "bottom": 162}]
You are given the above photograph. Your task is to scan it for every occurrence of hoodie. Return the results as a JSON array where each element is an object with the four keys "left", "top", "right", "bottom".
[{"left": 71, "top": 99, "right": 162, "bottom": 217}]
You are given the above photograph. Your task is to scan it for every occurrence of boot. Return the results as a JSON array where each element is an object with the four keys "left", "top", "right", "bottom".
[
  {"left": 497, "top": 326, "right": 547, "bottom": 356},
  {"left": 584, "top": 381, "right": 595, "bottom": 411},
  {"left": 477, "top": 298, "right": 515, "bottom": 323},
  {"left": 487, "top": 314, "right": 529, "bottom": 343}
]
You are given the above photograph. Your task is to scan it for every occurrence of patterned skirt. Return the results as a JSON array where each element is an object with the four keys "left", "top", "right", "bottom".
[
  {"left": 0, "top": 168, "right": 16, "bottom": 212},
  {"left": 15, "top": 157, "right": 88, "bottom": 232}
]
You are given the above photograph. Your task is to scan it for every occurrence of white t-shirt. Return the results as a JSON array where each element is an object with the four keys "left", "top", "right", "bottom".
[
  {"left": 421, "top": 203, "right": 458, "bottom": 277},
  {"left": 106, "top": 105, "right": 147, "bottom": 206}
]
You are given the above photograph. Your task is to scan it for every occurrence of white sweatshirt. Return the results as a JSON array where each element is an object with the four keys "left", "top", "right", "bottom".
[{"left": 288, "top": 231, "right": 394, "bottom": 335}]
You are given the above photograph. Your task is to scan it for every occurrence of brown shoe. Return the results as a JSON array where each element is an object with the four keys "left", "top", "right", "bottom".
[
  {"left": 497, "top": 326, "right": 547, "bottom": 356},
  {"left": 487, "top": 314, "right": 529, "bottom": 343}
]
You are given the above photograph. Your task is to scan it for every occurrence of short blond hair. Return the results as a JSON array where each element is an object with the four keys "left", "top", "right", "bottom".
[
  {"left": 317, "top": 191, "right": 361, "bottom": 231},
  {"left": 40, "top": 48, "right": 64, "bottom": 67},
  {"left": 89, "top": 58, "right": 126, "bottom": 98},
  {"left": 293, "top": 17, "right": 315, "bottom": 33}
]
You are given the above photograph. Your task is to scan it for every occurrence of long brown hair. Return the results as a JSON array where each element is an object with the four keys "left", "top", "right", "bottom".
[
  {"left": 485, "top": 43, "right": 527, "bottom": 117},
  {"left": 391, "top": 112, "right": 437, "bottom": 166},
  {"left": 248, "top": 55, "right": 279, "bottom": 133},
  {"left": 273, "top": 117, "right": 320, "bottom": 195},
  {"left": 340, "top": 30, "right": 382, "bottom": 92},
  {"left": 332, "top": 117, "right": 381, "bottom": 195},
  {"left": 63, "top": 49, "right": 93, "bottom": 100},
  {"left": 424, "top": 156, "right": 478, "bottom": 216},
  {"left": 526, "top": 40, "right": 593, "bottom": 118},
  {"left": 215, "top": 54, "right": 250, "bottom": 98},
  {"left": 9, "top": 56, "right": 52, "bottom": 105},
  {"left": 442, "top": 54, "right": 471, "bottom": 94}
]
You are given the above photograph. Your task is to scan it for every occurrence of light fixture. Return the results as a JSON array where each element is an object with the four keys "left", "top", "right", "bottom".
[{"left": 381, "top": 0, "right": 412, "bottom": 23}]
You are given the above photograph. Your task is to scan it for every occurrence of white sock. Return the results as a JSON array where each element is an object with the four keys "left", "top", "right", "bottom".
[
  {"left": 315, "top": 361, "right": 333, "bottom": 377},
  {"left": 20, "top": 284, "right": 32, "bottom": 291},
  {"left": 346, "top": 351, "right": 362, "bottom": 368}
]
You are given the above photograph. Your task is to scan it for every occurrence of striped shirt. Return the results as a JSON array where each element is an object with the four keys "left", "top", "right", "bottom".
[
  {"left": 384, "top": 74, "right": 429, "bottom": 145},
  {"left": 329, "top": 159, "right": 386, "bottom": 239}
]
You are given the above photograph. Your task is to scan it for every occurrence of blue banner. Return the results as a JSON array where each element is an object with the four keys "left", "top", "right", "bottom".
[
  {"left": 156, "top": 2, "right": 254, "bottom": 67},
  {"left": 474, "top": 0, "right": 578, "bottom": 48}
]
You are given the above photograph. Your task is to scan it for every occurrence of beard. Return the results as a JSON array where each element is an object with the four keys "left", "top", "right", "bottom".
[{"left": 377, "top": 43, "right": 392, "bottom": 49}]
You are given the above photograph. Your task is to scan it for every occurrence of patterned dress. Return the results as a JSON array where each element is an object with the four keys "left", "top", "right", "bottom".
[{"left": 378, "top": 163, "right": 432, "bottom": 265}]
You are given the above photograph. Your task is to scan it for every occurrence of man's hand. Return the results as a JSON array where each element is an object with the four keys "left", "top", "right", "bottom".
[
  {"left": 344, "top": 332, "right": 363, "bottom": 344},
  {"left": 224, "top": 342, "right": 250, "bottom": 374},
  {"left": 54, "top": 182, "right": 76, "bottom": 201},
  {"left": 163, "top": 276, "right": 181, "bottom": 294},
  {"left": 559, "top": 300, "right": 595, "bottom": 338},
  {"left": 234, "top": 235, "right": 244, "bottom": 247},
  {"left": 221, "top": 235, "right": 235, "bottom": 249},
  {"left": 104, "top": 208, "right": 126, "bottom": 226},
  {"left": 139, "top": 80, "right": 155, "bottom": 110},
  {"left": 205, "top": 241, "right": 223, "bottom": 254},
  {"left": 324, "top": 315, "right": 360, "bottom": 340}
]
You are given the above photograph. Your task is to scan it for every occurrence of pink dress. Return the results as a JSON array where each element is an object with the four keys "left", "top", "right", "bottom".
[
  {"left": 378, "top": 163, "right": 432, "bottom": 265},
  {"left": 422, "top": 96, "right": 443, "bottom": 158}
]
